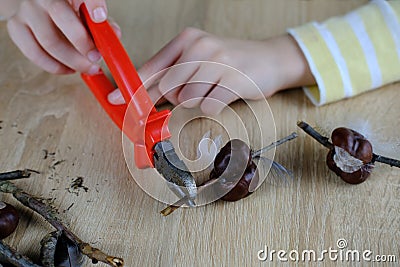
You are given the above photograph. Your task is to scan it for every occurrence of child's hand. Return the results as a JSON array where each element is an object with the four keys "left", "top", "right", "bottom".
[
  {"left": 6, "top": 0, "right": 121, "bottom": 75},
  {"left": 108, "top": 28, "right": 315, "bottom": 115}
]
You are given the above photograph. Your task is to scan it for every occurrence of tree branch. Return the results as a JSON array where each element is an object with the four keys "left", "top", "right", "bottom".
[{"left": 0, "top": 180, "right": 124, "bottom": 267}]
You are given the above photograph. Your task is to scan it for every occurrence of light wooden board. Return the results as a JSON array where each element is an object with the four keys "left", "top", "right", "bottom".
[{"left": 1, "top": 0, "right": 399, "bottom": 266}]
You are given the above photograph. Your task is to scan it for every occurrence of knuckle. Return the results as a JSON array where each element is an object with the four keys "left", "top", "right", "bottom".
[
  {"left": 72, "top": 35, "right": 93, "bottom": 53},
  {"left": 212, "top": 50, "right": 231, "bottom": 64},
  {"left": 200, "top": 101, "right": 215, "bottom": 115},
  {"left": 40, "top": 37, "right": 60, "bottom": 52},
  {"left": 6, "top": 17, "right": 18, "bottom": 32},
  {"left": 179, "top": 27, "right": 203, "bottom": 40},
  {"left": 49, "top": 0, "right": 65, "bottom": 13},
  {"left": 20, "top": 0, "right": 34, "bottom": 12},
  {"left": 192, "top": 36, "right": 220, "bottom": 53},
  {"left": 72, "top": 60, "right": 93, "bottom": 73},
  {"left": 50, "top": 65, "right": 65, "bottom": 74},
  {"left": 29, "top": 54, "right": 60, "bottom": 74}
]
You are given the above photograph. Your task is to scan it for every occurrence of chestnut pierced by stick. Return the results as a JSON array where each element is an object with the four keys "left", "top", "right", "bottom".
[
  {"left": 297, "top": 121, "right": 400, "bottom": 184},
  {"left": 160, "top": 133, "right": 298, "bottom": 216}
]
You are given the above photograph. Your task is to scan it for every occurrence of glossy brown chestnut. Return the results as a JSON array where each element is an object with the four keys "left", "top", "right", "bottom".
[
  {"left": 211, "top": 139, "right": 251, "bottom": 178},
  {"left": 326, "top": 150, "right": 373, "bottom": 184},
  {"left": 207, "top": 139, "right": 259, "bottom": 201},
  {"left": 327, "top": 127, "right": 374, "bottom": 184},
  {"left": 0, "top": 201, "right": 20, "bottom": 239},
  {"left": 220, "top": 161, "right": 259, "bottom": 201},
  {"left": 331, "top": 127, "right": 373, "bottom": 163}
]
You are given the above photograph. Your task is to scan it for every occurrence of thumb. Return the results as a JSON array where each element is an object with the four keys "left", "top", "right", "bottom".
[{"left": 108, "top": 89, "right": 125, "bottom": 105}]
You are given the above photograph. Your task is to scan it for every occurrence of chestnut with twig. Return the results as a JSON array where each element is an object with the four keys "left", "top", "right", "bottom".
[
  {"left": 160, "top": 133, "right": 297, "bottom": 215},
  {"left": 206, "top": 139, "right": 259, "bottom": 202},
  {"left": 297, "top": 121, "right": 400, "bottom": 184},
  {"left": 326, "top": 127, "right": 374, "bottom": 184}
]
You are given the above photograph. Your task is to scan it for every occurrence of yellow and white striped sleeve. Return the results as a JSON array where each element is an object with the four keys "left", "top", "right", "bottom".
[{"left": 287, "top": 0, "right": 400, "bottom": 105}]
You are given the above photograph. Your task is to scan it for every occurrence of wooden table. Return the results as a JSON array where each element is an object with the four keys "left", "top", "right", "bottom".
[{"left": 1, "top": 0, "right": 399, "bottom": 266}]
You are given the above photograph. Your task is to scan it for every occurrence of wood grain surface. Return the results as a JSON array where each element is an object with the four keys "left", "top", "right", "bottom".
[{"left": 1, "top": 0, "right": 399, "bottom": 266}]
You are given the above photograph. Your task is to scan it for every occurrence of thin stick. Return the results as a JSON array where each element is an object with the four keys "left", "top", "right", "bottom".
[
  {"left": 252, "top": 132, "right": 298, "bottom": 158},
  {"left": 160, "top": 180, "right": 215, "bottom": 216},
  {"left": 298, "top": 120, "right": 400, "bottom": 168},
  {"left": 0, "top": 170, "right": 37, "bottom": 181},
  {"left": 297, "top": 121, "right": 334, "bottom": 150},
  {"left": 0, "top": 181, "right": 124, "bottom": 267},
  {"left": 160, "top": 197, "right": 189, "bottom": 216},
  {"left": 0, "top": 241, "right": 40, "bottom": 267},
  {"left": 373, "top": 154, "right": 400, "bottom": 168}
]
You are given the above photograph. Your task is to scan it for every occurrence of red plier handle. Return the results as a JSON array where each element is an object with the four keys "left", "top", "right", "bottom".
[{"left": 79, "top": 4, "right": 171, "bottom": 168}]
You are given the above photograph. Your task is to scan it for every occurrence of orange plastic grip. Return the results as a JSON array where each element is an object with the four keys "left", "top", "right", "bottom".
[{"left": 80, "top": 4, "right": 171, "bottom": 168}]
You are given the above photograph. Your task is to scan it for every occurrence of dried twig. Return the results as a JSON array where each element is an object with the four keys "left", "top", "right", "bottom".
[
  {"left": 252, "top": 132, "right": 298, "bottom": 158},
  {"left": 297, "top": 121, "right": 333, "bottom": 150},
  {"left": 0, "top": 169, "right": 38, "bottom": 181},
  {"left": 372, "top": 154, "right": 400, "bottom": 167},
  {"left": 160, "top": 197, "right": 189, "bottom": 216},
  {"left": 0, "top": 240, "right": 40, "bottom": 267},
  {"left": 0, "top": 180, "right": 124, "bottom": 267}
]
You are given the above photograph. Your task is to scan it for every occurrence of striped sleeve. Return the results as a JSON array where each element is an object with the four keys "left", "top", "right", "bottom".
[{"left": 287, "top": 0, "right": 400, "bottom": 106}]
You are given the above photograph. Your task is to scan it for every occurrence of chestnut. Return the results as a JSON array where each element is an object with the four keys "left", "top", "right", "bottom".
[
  {"left": 211, "top": 139, "right": 251, "bottom": 178},
  {"left": 326, "top": 127, "right": 374, "bottom": 184},
  {"left": 207, "top": 139, "right": 259, "bottom": 201},
  {"left": 220, "top": 161, "right": 259, "bottom": 201},
  {"left": 0, "top": 201, "right": 20, "bottom": 239}
]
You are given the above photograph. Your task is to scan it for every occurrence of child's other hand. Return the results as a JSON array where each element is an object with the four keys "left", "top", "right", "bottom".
[
  {"left": 6, "top": 0, "right": 121, "bottom": 75},
  {"left": 108, "top": 28, "right": 314, "bottom": 115}
]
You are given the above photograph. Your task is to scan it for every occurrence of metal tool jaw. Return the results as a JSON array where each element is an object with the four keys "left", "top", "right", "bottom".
[
  {"left": 153, "top": 141, "right": 197, "bottom": 207},
  {"left": 79, "top": 4, "right": 197, "bottom": 205}
]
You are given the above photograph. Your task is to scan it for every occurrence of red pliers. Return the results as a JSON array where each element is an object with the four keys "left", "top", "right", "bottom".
[{"left": 79, "top": 4, "right": 196, "bottom": 206}]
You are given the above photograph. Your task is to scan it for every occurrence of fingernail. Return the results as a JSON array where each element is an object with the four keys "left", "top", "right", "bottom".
[
  {"left": 108, "top": 89, "right": 125, "bottom": 104},
  {"left": 87, "top": 50, "right": 102, "bottom": 63},
  {"left": 93, "top": 7, "right": 107, "bottom": 22},
  {"left": 87, "top": 65, "right": 100, "bottom": 75}
]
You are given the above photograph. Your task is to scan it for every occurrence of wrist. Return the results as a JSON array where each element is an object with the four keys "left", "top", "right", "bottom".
[{"left": 269, "top": 34, "right": 315, "bottom": 92}]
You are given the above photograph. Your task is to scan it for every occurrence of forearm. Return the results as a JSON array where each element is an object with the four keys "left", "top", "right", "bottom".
[{"left": 0, "top": 0, "right": 23, "bottom": 20}]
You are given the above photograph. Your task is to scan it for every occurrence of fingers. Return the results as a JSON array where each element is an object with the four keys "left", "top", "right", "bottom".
[
  {"left": 106, "top": 28, "right": 238, "bottom": 115},
  {"left": 8, "top": 0, "right": 103, "bottom": 74},
  {"left": 200, "top": 84, "right": 240, "bottom": 115},
  {"left": 48, "top": 0, "right": 100, "bottom": 63},
  {"left": 158, "top": 62, "right": 199, "bottom": 105},
  {"left": 177, "top": 64, "right": 222, "bottom": 108},
  {"left": 107, "top": 86, "right": 167, "bottom": 106},
  {"left": 139, "top": 27, "right": 204, "bottom": 83},
  {"left": 7, "top": 18, "right": 74, "bottom": 74},
  {"left": 108, "top": 89, "right": 125, "bottom": 105},
  {"left": 70, "top": 0, "right": 107, "bottom": 22},
  {"left": 147, "top": 85, "right": 167, "bottom": 105},
  {"left": 109, "top": 19, "right": 122, "bottom": 39},
  {"left": 21, "top": 1, "right": 99, "bottom": 74},
  {"left": 155, "top": 33, "right": 221, "bottom": 105}
]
